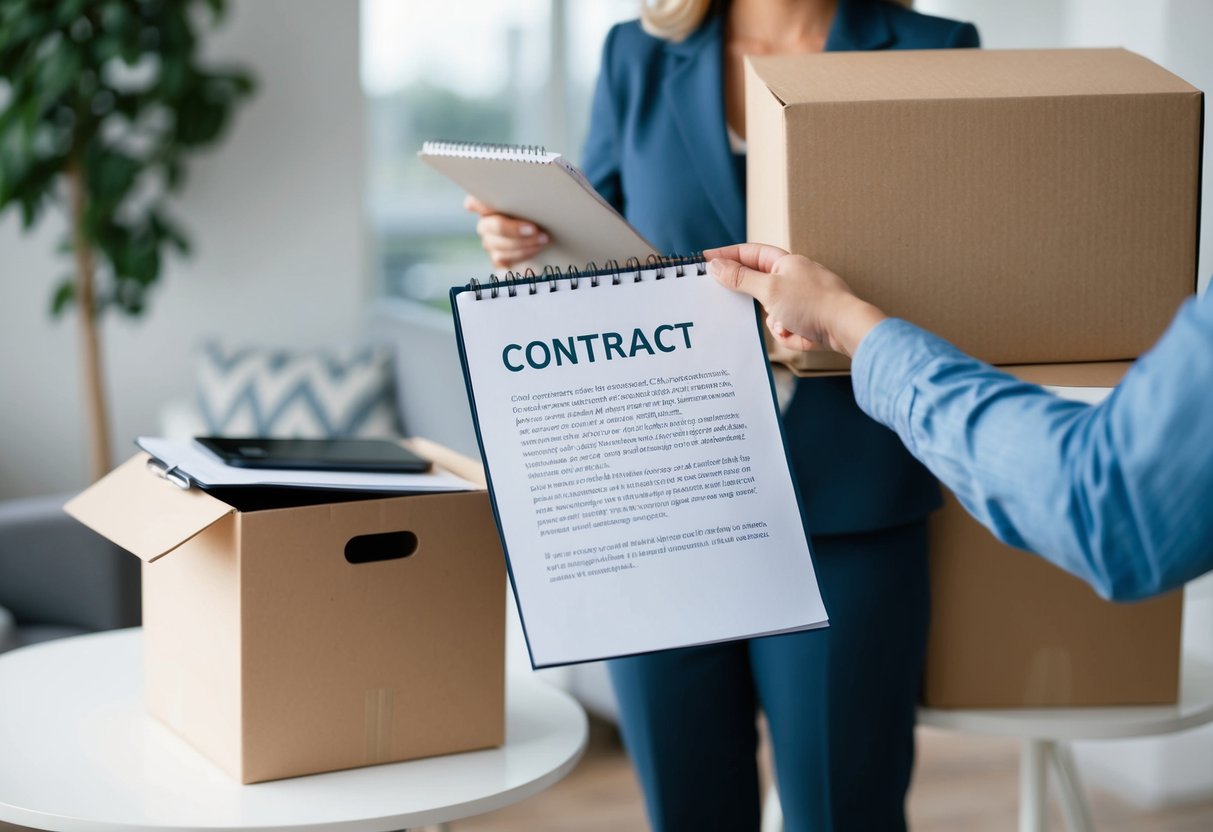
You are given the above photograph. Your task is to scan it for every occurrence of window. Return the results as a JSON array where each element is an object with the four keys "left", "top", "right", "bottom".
[{"left": 362, "top": 0, "right": 637, "bottom": 305}]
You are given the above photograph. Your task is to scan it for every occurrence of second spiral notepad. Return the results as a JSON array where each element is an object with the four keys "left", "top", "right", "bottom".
[
  {"left": 451, "top": 256, "right": 829, "bottom": 668},
  {"left": 419, "top": 141, "right": 658, "bottom": 268}
]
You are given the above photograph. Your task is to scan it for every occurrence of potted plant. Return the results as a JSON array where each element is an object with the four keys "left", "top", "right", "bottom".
[{"left": 0, "top": 0, "right": 254, "bottom": 480}]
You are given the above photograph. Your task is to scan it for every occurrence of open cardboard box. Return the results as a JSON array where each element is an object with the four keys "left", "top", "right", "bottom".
[{"left": 66, "top": 438, "right": 506, "bottom": 783}]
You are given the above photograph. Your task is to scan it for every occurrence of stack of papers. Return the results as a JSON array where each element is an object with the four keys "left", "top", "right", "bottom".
[{"left": 136, "top": 438, "right": 478, "bottom": 493}]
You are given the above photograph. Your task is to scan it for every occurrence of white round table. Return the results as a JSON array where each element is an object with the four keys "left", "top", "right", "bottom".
[
  {"left": 0, "top": 629, "right": 588, "bottom": 832},
  {"left": 918, "top": 658, "right": 1213, "bottom": 832}
]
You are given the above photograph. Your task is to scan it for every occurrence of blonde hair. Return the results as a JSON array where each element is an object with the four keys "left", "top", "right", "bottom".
[
  {"left": 641, "top": 0, "right": 714, "bottom": 42},
  {"left": 641, "top": 0, "right": 913, "bottom": 44}
]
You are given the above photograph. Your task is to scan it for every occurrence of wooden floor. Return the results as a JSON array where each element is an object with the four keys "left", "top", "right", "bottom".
[
  {"left": 3, "top": 718, "right": 1210, "bottom": 831},
  {"left": 449, "top": 717, "right": 1213, "bottom": 832}
]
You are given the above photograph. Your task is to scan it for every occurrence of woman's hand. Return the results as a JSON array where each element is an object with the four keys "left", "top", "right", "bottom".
[
  {"left": 464, "top": 195, "right": 551, "bottom": 270},
  {"left": 704, "top": 243, "right": 887, "bottom": 358}
]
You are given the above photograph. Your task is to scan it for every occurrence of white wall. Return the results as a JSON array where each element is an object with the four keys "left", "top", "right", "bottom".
[{"left": 0, "top": 0, "right": 367, "bottom": 499}]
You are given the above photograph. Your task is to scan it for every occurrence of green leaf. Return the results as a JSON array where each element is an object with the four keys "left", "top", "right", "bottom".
[
  {"left": 174, "top": 88, "right": 228, "bottom": 146},
  {"left": 55, "top": 0, "right": 90, "bottom": 28},
  {"left": 36, "top": 42, "right": 83, "bottom": 106},
  {"left": 50, "top": 277, "right": 75, "bottom": 316},
  {"left": 159, "top": 55, "right": 188, "bottom": 99},
  {"left": 91, "top": 34, "right": 125, "bottom": 64},
  {"left": 0, "top": 0, "right": 255, "bottom": 321},
  {"left": 220, "top": 68, "right": 255, "bottom": 97},
  {"left": 86, "top": 148, "right": 141, "bottom": 214},
  {"left": 99, "top": 3, "right": 134, "bottom": 43},
  {"left": 152, "top": 209, "right": 190, "bottom": 255},
  {"left": 18, "top": 187, "right": 43, "bottom": 228}
]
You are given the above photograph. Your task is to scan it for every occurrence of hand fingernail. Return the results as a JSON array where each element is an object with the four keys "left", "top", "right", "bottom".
[
  {"left": 708, "top": 260, "right": 723, "bottom": 275},
  {"left": 537, "top": 233, "right": 549, "bottom": 244},
  {"left": 519, "top": 225, "right": 536, "bottom": 236}
]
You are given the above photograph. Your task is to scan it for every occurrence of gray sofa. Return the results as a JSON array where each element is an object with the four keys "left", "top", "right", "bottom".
[{"left": 0, "top": 493, "right": 140, "bottom": 653}]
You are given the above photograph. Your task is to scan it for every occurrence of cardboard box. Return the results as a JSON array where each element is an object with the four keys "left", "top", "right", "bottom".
[
  {"left": 65, "top": 438, "right": 506, "bottom": 783},
  {"left": 745, "top": 48, "right": 1203, "bottom": 374},
  {"left": 922, "top": 363, "right": 1183, "bottom": 708}
]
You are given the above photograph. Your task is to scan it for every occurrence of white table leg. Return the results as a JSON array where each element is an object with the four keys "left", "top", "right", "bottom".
[
  {"left": 1048, "top": 743, "right": 1095, "bottom": 832},
  {"left": 761, "top": 783, "right": 784, "bottom": 832},
  {"left": 1020, "top": 738, "right": 1050, "bottom": 832}
]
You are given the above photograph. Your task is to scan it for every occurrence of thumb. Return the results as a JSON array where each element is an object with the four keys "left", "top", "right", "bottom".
[{"left": 709, "top": 258, "right": 769, "bottom": 304}]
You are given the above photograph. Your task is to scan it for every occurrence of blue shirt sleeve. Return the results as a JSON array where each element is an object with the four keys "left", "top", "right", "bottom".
[{"left": 851, "top": 293, "right": 1213, "bottom": 601}]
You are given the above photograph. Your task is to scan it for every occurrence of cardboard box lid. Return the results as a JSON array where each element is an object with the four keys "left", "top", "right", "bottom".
[
  {"left": 64, "top": 439, "right": 486, "bottom": 564},
  {"left": 65, "top": 454, "right": 235, "bottom": 563},
  {"left": 749, "top": 48, "right": 1200, "bottom": 105}
]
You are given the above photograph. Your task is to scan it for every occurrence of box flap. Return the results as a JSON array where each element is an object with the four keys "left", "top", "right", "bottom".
[
  {"left": 748, "top": 48, "right": 1199, "bottom": 106},
  {"left": 405, "top": 436, "right": 487, "bottom": 486},
  {"left": 1002, "top": 361, "right": 1132, "bottom": 388},
  {"left": 64, "top": 453, "right": 236, "bottom": 563}
]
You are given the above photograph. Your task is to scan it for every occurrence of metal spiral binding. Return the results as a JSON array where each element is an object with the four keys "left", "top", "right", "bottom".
[
  {"left": 468, "top": 253, "right": 706, "bottom": 300},
  {"left": 626, "top": 256, "right": 643, "bottom": 282},
  {"left": 421, "top": 140, "right": 547, "bottom": 158}
]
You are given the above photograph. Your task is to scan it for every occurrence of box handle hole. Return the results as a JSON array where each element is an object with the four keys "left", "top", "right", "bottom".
[{"left": 345, "top": 531, "right": 418, "bottom": 564}]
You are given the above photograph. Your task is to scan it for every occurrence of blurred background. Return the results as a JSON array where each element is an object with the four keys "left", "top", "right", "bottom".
[
  {"left": 1, "top": 3, "right": 1212, "bottom": 828},
  {"left": 1, "top": 0, "right": 1211, "bottom": 498}
]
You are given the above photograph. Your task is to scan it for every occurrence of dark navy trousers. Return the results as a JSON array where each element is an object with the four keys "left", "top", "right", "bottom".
[{"left": 608, "top": 520, "right": 931, "bottom": 831}]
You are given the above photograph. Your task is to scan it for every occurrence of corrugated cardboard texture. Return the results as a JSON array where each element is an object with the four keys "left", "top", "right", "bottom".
[
  {"left": 64, "top": 454, "right": 234, "bottom": 562},
  {"left": 923, "top": 362, "right": 1184, "bottom": 708},
  {"left": 926, "top": 491, "right": 1183, "bottom": 708},
  {"left": 68, "top": 443, "right": 506, "bottom": 783},
  {"left": 746, "top": 49, "right": 1202, "bottom": 374},
  {"left": 142, "top": 514, "right": 243, "bottom": 775},
  {"left": 744, "top": 59, "right": 853, "bottom": 374},
  {"left": 237, "top": 490, "right": 505, "bottom": 783},
  {"left": 1001, "top": 360, "right": 1135, "bottom": 388}
]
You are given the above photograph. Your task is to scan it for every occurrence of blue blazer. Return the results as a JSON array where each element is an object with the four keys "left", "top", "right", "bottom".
[{"left": 580, "top": 0, "right": 979, "bottom": 536}]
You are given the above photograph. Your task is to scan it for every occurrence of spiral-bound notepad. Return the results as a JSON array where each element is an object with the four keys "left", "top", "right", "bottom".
[
  {"left": 452, "top": 256, "right": 828, "bottom": 668},
  {"left": 420, "top": 141, "right": 658, "bottom": 267}
]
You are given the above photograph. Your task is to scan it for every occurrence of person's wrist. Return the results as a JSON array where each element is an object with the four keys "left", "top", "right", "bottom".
[{"left": 825, "top": 293, "right": 887, "bottom": 357}]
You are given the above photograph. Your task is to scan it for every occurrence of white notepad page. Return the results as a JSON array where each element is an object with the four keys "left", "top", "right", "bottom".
[
  {"left": 454, "top": 264, "right": 828, "bottom": 667},
  {"left": 420, "top": 142, "right": 658, "bottom": 269}
]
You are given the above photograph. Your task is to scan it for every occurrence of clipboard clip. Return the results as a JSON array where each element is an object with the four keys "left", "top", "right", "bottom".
[{"left": 146, "top": 457, "right": 193, "bottom": 491}]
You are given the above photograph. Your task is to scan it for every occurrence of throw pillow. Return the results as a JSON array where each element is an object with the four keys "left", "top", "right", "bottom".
[{"left": 196, "top": 342, "right": 401, "bottom": 438}]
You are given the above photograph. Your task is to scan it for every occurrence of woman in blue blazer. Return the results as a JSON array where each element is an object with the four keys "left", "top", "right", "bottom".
[{"left": 470, "top": 1, "right": 979, "bottom": 829}]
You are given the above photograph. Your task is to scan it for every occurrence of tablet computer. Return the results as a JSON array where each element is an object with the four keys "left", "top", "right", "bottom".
[{"left": 194, "top": 437, "right": 432, "bottom": 473}]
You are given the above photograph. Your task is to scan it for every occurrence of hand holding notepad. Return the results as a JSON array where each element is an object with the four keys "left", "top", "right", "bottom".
[
  {"left": 451, "top": 258, "right": 829, "bottom": 667},
  {"left": 420, "top": 141, "right": 658, "bottom": 270}
]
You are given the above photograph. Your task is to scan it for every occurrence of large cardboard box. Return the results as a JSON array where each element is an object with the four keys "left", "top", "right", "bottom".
[
  {"left": 744, "top": 51, "right": 1194, "bottom": 707},
  {"left": 922, "top": 361, "right": 1183, "bottom": 708},
  {"left": 66, "top": 438, "right": 506, "bottom": 783},
  {"left": 745, "top": 48, "right": 1202, "bottom": 374}
]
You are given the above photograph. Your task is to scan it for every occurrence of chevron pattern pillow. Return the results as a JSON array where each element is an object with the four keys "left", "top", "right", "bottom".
[{"left": 196, "top": 343, "right": 401, "bottom": 439}]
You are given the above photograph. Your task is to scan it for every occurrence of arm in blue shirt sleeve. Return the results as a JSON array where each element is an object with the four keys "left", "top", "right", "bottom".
[{"left": 852, "top": 295, "right": 1213, "bottom": 601}]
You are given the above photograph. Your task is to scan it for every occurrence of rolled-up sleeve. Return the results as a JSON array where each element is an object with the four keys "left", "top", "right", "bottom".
[{"left": 851, "top": 297, "right": 1213, "bottom": 602}]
